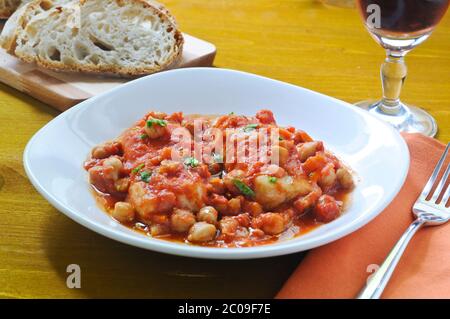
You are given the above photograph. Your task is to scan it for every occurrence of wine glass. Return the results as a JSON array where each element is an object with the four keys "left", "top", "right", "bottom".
[{"left": 355, "top": 0, "right": 449, "bottom": 137}]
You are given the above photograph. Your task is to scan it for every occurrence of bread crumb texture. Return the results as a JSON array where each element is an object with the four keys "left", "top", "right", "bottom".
[{"left": 1, "top": 0, "right": 184, "bottom": 77}]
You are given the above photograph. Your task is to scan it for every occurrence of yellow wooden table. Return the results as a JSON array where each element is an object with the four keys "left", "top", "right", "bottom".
[{"left": 0, "top": 0, "right": 449, "bottom": 298}]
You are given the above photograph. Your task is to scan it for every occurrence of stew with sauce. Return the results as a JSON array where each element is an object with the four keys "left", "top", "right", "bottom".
[{"left": 84, "top": 109, "right": 354, "bottom": 247}]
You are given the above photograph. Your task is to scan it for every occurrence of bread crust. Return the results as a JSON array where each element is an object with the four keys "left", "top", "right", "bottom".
[
  {"left": 0, "top": 0, "right": 22, "bottom": 19},
  {"left": 143, "top": 0, "right": 177, "bottom": 26},
  {"left": 0, "top": 8, "right": 16, "bottom": 19},
  {"left": 2, "top": 0, "right": 184, "bottom": 77}
]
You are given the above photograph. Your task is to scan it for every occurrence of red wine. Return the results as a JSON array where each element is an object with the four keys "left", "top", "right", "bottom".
[{"left": 357, "top": 0, "right": 449, "bottom": 36}]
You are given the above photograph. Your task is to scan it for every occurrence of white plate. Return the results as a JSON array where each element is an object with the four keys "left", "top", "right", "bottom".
[{"left": 24, "top": 68, "right": 409, "bottom": 259}]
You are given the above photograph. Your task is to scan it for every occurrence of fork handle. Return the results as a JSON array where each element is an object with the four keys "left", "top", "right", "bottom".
[{"left": 356, "top": 218, "right": 426, "bottom": 299}]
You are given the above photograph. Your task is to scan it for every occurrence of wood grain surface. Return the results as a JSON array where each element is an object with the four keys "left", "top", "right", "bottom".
[{"left": 0, "top": 0, "right": 449, "bottom": 298}]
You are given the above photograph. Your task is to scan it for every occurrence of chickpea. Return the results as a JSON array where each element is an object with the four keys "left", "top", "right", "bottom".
[
  {"left": 272, "top": 145, "right": 289, "bottom": 167},
  {"left": 243, "top": 200, "right": 263, "bottom": 217},
  {"left": 188, "top": 222, "right": 217, "bottom": 242},
  {"left": 197, "top": 206, "right": 218, "bottom": 224},
  {"left": 210, "top": 194, "right": 229, "bottom": 214},
  {"left": 103, "top": 157, "right": 123, "bottom": 180},
  {"left": 92, "top": 146, "right": 108, "bottom": 159},
  {"left": 209, "top": 177, "right": 225, "bottom": 194},
  {"left": 104, "top": 156, "right": 122, "bottom": 170},
  {"left": 251, "top": 228, "right": 265, "bottom": 238},
  {"left": 145, "top": 116, "right": 167, "bottom": 139},
  {"left": 219, "top": 217, "right": 239, "bottom": 236},
  {"left": 112, "top": 202, "right": 135, "bottom": 223},
  {"left": 319, "top": 163, "right": 337, "bottom": 188},
  {"left": 336, "top": 167, "right": 354, "bottom": 189},
  {"left": 171, "top": 209, "right": 196, "bottom": 233},
  {"left": 253, "top": 212, "right": 286, "bottom": 235},
  {"left": 88, "top": 165, "right": 103, "bottom": 183},
  {"left": 227, "top": 197, "right": 242, "bottom": 215},
  {"left": 114, "top": 177, "right": 130, "bottom": 192},
  {"left": 297, "top": 141, "right": 323, "bottom": 162},
  {"left": 150, "top": 224, "right": 170, "bottom": 236},
  {"left": 92, "top": 141, "right": 121, "bottom": 159},
  {"left": 234, "top": 213, "right": 251, "bottom": 227}
]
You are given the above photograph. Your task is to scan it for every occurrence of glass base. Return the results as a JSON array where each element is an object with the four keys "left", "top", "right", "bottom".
[{"left": 355, "top": 100, "right": 437, "bottom": 137}]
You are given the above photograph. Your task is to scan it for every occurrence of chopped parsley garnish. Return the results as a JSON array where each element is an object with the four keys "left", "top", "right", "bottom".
[
  {"left": 279, "top": 137, "right": 284, "bottom": 141},
  {"left": 146, "top": 119, "right": 167, "bottom": 127},
  {"left": 140, "top": 171, "right": 152, "bottom": 182},
  {"left": 243, "top": 123, "right": 258, "bottom": 132},
  {"left": 233, "top": 179, "right": 255, "bottom": 198},
  {"left": 184, "top": 157, "right": 200, "bottom": 168},
  {"left": 139, "top": 134, "right": 148, "bottom": 139},
  {"left": 229, "top": 112, "right": 235, "bottom": 115},
  {"left": 212, "top": 153, "right": 223, "bottom": 163},
  {"left": 269, "top": 176, "right": 278, "bottom": 183},
  {"left": 132, "top": 163, "right": 145, "bottom": 174}
]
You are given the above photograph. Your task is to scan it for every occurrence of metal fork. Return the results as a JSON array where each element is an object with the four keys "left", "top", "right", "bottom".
[{"left": 357, "top": 143, "right": 450, "bottom": 299}]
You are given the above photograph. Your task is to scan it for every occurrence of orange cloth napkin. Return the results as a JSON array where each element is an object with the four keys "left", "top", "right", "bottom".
[{"left": 277, "top": 133, "right": 450, "bottom": 299}]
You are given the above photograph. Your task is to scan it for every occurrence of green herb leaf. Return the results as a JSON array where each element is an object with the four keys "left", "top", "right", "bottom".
[
  {"left": 229, "top": 112, "right": 235, "bottom": 115},
  {"left": 140, "top": 171, "right": 152, "bottom": 182},
  {"left": 233, "top": 179, "right": 255, "bottom": 198},
  {"left": 243, "top": 123, "right": 258, "bottom": 132},
  {"left": 269, "top": 176, "right": 278, "bottom": 183},
  {"left": 184, "top": 157, "right": 200, "bottom": 168},
  {"left": 132, "top": 163, "right": 145, "bottom": 174},
  {"left": 139, "top": 134, "right": 148, "bottom": 139},
  {"left": 279, "top": 137, "right": 284, "bottom": 141},
  {"left": 146, "top": 119, "right": 167, "bottom": 128}
]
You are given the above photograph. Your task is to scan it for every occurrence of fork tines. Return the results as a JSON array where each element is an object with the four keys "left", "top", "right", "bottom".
[{"left": 421, "top": 143, "right": 450, "bottom": 207}]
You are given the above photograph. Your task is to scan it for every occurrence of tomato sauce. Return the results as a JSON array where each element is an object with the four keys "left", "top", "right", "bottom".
[{"left": 85, "top": 110, "right": 354, "bottom": 247}]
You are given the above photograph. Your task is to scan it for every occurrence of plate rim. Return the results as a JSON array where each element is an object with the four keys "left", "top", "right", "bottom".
[{"left": 23, "top": 67, "right": 410, "bottom": 259}]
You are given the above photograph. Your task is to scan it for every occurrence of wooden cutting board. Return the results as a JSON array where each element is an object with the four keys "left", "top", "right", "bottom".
[{"left": 0, "top": 32, "right": 216, "bottom": 111}]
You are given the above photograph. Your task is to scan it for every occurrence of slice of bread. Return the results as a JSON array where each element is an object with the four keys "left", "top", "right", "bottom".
[
  {"left": 1, "top": 0, "right": 184, "bottom": 77},
  {"left": 0, "top": 1, "right": 170, "bottom": 21},
  {"left": 0, "top": 0, "right": 22, "bottom": 19},
  {"left": 1, "top": 1, "right": 82, "bottom": 53},
  {"left": 0, "top": 0, "right": 53, "bottom": 53}
]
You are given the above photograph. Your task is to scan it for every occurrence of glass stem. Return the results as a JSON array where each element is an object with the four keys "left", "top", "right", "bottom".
[{"left": 379, "top": 50, "right": 408, "bottom": 115}]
